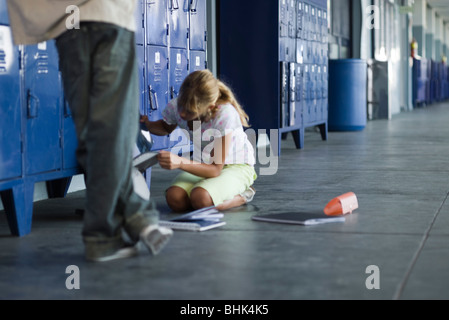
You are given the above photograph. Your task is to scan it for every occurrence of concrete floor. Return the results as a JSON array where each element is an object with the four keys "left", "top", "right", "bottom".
[{"left": 1, "top": 102, "right": 449, "bottom": 300}]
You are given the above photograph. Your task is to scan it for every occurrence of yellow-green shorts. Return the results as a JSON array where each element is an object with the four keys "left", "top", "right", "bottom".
[{"left": 170, "top": 164, "right": 257, "bottom": 206}]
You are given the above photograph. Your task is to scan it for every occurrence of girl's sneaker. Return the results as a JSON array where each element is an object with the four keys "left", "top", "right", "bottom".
[{"left": 240, "top": 186, "right": 256, "bottom": 204}]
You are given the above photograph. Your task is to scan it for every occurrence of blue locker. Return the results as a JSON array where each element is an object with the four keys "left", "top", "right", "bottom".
[
  {"left": 296, "top": 39, "right": 305, "bottom": 64},
  {"left": 316, "top": 8, "right": 322, "bottom": 43},
  {"left": 280, "top": 0, "right": 289, "bottom": 38},
  {"left": 288, "top": 0, "right": 296, "bottom": 39},
  {"left": 135, "top": 0, "right": 145, "bottom": 45},
  {"left": 136, "top": 44, "right": 146, "bottom": 116},
  {"left": 0, "top": 26, "right": 21, "bottom": 180},
  {"left": 23, "top": 41, "right": 62, "bottom": 175},
  {"left": 146, "top": 0, "right": 168, "bottom": 46},
  {"left": 189, "top": 0, "right": 207, "bottom": 51},
  {"left": 322, "top": 9, "right": 328, "bottom": 43},
  {"left": 146, "top": 45, "right": 170, "bottom": 150},
  {"left": 280, "top": 62, "right": 289, "bottom": 128},
  {"left": 169, "top": 48, "right": 188, "bottom": 149},
  {"left": 296, "top": 1, "right": 303, "bottom": 39},
  {"left": 295, "top": 63, "right": 304, "bottom": 124},
  {"left": 189, "top": 50, "right": 206, "bottom": 73},
  {"left": 0, "top": 0, "right": 9, "bottom": 25},
  {"left": 316, "top": 65, "right": 323, "bottom": 121},
  {"left": 169, "top": 48, "right": 188, "bottom": 100},
  {"left": 169, "top": 0, "right": 189, "bottom": 49},
  {"left": 303, "top": 2, "right": 310, "bottom": 41},
  {"left": 310, "top": 5, "right": 317, "bottom": 42},
  {"left": 288, "top": 62, "right": 296, "bottom": 127}
]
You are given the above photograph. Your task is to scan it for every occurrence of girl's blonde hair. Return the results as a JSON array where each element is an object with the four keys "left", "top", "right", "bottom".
[{"left": 177, "top": 69, "right": 250, "bottom": 127}]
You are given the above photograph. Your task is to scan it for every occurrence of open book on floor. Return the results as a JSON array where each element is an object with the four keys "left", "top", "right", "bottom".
[
  {"left": 251, "top": 212, "right": 346, "bottom": 226},
  {"left": 159, "top": 206, "right": 226, "bottom": 232}
]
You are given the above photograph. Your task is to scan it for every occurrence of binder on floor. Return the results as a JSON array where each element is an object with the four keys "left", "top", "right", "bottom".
[{"left": 252, "top": 212, "right": 345, "bottom": 226}]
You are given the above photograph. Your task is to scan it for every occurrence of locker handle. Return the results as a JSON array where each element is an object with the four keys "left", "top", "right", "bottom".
[
  {"left": 170, "top": 86, "right": 179, "bottom": 100},
  {"left": 149, "top": 85, "right": 159, "bottom": 111},
  {"left": 27, "top": 90, "right": 39, "bottom": 119},
  {"left": 63, "top": 99, "right": 72, "bottom": 118},
  {"left": 189, "top": 0, "right": 197, "bottom": 12},
  {"left": 169, "top": 0, "right": 179, "bottom": 10}
]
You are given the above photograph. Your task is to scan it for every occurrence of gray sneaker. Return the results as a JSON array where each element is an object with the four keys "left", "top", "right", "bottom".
[{"left": 140, "top": 224, "right": 173, "bottom": 255}]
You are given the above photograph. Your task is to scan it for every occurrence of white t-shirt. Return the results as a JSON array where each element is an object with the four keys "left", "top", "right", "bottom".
[{"left": 162, "top": 98, "right": 256, "bottom": 166}]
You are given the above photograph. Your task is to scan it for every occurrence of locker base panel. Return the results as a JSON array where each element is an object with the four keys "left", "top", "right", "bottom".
[{"left": 0, "top": 168, "right": 80, "bottom": 237}]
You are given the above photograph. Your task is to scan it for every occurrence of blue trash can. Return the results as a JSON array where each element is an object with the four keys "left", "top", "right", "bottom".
[{"left": 328, "top": 59, "right": 367, "bottom": 131}]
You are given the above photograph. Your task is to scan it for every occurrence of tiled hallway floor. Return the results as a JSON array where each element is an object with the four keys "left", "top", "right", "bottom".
[{"left": 2, "top": 102, "right": 449, "bottom": 300}]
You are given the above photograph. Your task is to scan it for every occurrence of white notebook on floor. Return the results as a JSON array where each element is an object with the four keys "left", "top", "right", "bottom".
[{"left": 159, "top": 206, "right": 226, "bottom": 232}]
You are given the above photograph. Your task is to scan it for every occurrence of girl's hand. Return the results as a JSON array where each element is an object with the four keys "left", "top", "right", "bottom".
[
  {"left": 157, "top": 151, "right": 183, "bottom": 170},
  {"left": 140, "top": 115, "right": 150, "bottom": 130}
]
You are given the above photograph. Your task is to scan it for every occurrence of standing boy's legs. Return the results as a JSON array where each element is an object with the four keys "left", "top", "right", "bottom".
[{"left": 56, "top": 23, "right": 171, "bottom": 260}]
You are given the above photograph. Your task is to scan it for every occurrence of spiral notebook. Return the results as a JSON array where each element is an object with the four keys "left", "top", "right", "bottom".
[{"left": 252, "top": 212, "right": 346, "bottom": 226}]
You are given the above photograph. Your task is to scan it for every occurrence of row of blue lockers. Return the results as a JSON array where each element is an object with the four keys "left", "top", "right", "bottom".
[
  {"left": 413, "top": 58, "right": 448, "bottom": 81},
  {"left": 280, "top": 0, "right": 328, "bottom": 43},
  {"left": 135, "top": 0, "right": 207, "bottom": 152},
  {"left": 0, "top": 0, "right": 207, "bottom": 236},
  {"left": 281, "top": 62, "right": 328, "bottom": 128},
  {"left": 0, "top": 29, "right": 78, "bottom": 181},
  {"left": 413, "top": 58, "right": 449, "bottom": 106},
  {"left": 134, "top": 0, "right": 206, "bottom": 51}
]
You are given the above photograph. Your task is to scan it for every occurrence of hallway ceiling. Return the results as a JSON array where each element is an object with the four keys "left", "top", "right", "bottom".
[{"left": 427, "top": 0, "right": 449, "bottom": 23}]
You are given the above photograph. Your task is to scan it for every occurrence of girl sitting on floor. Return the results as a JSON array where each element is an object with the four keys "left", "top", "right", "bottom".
[{"left": 140, "top": 69, "right": 257, "bottom": 212}]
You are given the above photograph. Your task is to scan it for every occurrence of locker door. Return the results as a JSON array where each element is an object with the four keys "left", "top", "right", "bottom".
[
  {"left": 136, "top": 44, "right": 146, "bottom": 116},
  {"left": 310, "top": 5, "right": 317, "bottom": 42},
  {"left": 0, "top": 26, "right": 21, "bottom": 180},
  {"left": 303, "top": 64, "right": 311, "bottom": 124},
  {"left": 309, "top": 64, "right": 317, "bottom": 122},
  {"left": 317, "top": 8, "right": 322, "bottom": 43},
  {"left": 62, "top": 94, "right": 78, "bottom": 170},
  {"left": 279, "top": 0, "right": 289, "bottom": 38},
  {"left": 169, "top": 0, "right": 189, "bottom": 49},
  {"left": 169, "top": 48, "right": 188, "bottom": 100},
  {"left": 288, "top": 62, "right": 296, "bottom": 127},
  {"left": 169, "top": 48, "right": 188, "bottom": 148},
  {"left": 24, "top": 41, "right": 62, "bottom": 175},
  {"left": 147, "top": 45, "right": 170, "bottom": 150},
  {"left": 322, "top": 64, "right": 328, "bottom": 120},
  {"left": 296, "top": 1, "right": 303, "bottom": 39},
  {"left": 146, "top": 0, "right": 168, "bottom": 46},
  {"left": 280, "top": 61, "right": 289, "bottom": 128},
  {"left": 288, "top": 0, "right": 296, "bottom": 40},
  {"left": 189, "top": 0, "right": 206, "bottom": 51},
  {"left": 135, "top": 0, "right": 145, "bottom": 45},
  {"left": 303, "top": 2, "right": 310, "bottom": 41},
  {"left": 0, "top": 0, "right": 9, "bottom": 25},
  {"left": 295, "top": 63, "right": 303, "bottom": 126},
  {"left": 316, "top": 65, "right": 323, "bottom": 121},
  {"left": 189, "top": 50, "right": 206, "bottom": 73}
]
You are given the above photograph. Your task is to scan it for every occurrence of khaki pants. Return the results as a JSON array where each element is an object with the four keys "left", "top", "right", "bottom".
[{"left": 56, "top": 22, "right": 156, "bottom": 257}]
